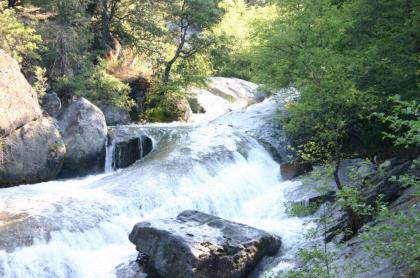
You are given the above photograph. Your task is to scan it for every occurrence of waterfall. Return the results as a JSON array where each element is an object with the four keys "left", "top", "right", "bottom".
[
  {"left": 0, "top": 95, "right": 313, "bottom": 278},
  {"left": 104, "top": 135, "right": 116, "bottom": 173}
]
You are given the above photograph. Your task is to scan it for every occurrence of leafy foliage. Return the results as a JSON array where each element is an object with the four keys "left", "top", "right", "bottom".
[
  {"left": 142, "top": 80, "right": 191, "bottom": 122},
  {"left": 361, "top": 92, "right": 420, "bottom": 275},
  {"left": 0, "top": 5, "right": 41, "bottom": 63},
  {"left": 250, "top": 0, "right": 419, "bottom": 159},
  {"left": 361, "top": 207, "right": 420, "bottom": 273},
  {"left": 85, "top": 62, "right": 135, "bottom": 110},
  {"left": 33, "top": 66, "right": 48, "bottom": 97},
  {"left": 373, "top": 95, "right": 420, "bottom": 148}
]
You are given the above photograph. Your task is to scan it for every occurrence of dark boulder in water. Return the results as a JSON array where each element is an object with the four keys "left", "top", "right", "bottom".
[
  {"left": 113, "top": 135, "right": 153, "bottom": 169},
  {"left": 129, "top": 210, "right": 281, "bottom": 278}
]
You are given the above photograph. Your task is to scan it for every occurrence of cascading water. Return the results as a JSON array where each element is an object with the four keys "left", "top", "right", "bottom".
[
  {"left": 104, "top": 136, "right": 116, "bottom": 173},
  {"left": 0, "top": 90, "right": 313, "bottom": 278}
]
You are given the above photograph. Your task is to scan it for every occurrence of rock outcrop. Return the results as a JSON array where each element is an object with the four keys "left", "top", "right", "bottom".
[
  {"left": 0, "top": 117, "right": 65, "bottom": 186},
  {"left": 99, "top": 104, "right": 131, "bottom": 126},
  {"left": 41, "top": 92, "right": 61, "bottom": 118},
  {"left": 0, "top": 50, "right": 66, "bottom": 186},
  {"left": 336, "top": 158, "right": 411, "bottom": 206},
  {"left": 318, "top": 158, "right": 413, "bottom": 242},
  {"left": 57, "top": 98, "right": 107, "bottom": 177},
  {"left": 0, "top": 49, "right": 42, "bottom": 136},
  {"left": 129, "top": 210, "right": 281, "bottom": 278}
]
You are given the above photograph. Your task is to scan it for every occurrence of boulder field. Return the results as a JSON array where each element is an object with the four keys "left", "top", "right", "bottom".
[
  {"left": 0, "top": 50, "right": 65, "bottom": 186},
  {"left": 0, "top": 50, "right": 109, "bottom": 185}
]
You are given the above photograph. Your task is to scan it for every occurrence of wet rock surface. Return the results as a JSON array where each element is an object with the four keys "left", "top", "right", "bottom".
[
  {"left": 286, "top": 167, "right": 337, "bottom": 208},
  {"left": 129, "top": 210, "right": 281, "bottom": 278},
  {"left": 113, "top": 136, "right": 153, "bottom": 169},
  {"left": 213, "top": 94, "right": 293, "bottom": 163},
  {"left": 107, "top": 126, "right": 154, "bottom": 170}
]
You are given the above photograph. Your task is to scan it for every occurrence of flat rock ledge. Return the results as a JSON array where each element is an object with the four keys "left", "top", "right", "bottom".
[{"left": 129, "top": 210, "right": 281, "bottom": 278}]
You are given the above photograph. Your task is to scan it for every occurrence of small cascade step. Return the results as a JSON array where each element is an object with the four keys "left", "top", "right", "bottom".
[{"left": 105, "top": 134, "right": 153, "bottom": 172}]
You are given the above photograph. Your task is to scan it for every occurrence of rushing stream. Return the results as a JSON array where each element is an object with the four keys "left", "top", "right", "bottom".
[{"left": 0, "top": 81, "right": 312, "bottom": 278}]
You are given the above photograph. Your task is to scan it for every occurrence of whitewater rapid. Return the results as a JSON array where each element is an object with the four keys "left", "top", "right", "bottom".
[{"left": 0, "top": 89, "right": 312, "bottom": 277}]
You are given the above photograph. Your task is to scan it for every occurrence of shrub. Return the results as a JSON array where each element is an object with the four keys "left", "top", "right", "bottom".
[
  {"left": 142, "top": 81, "right": 191, "bottom": 123},
  {"left": 85, "top": 64, "right": 135, "bottom": 111},
  {"left": 0, "top": 5, "right": 41, "bottom": 63}
]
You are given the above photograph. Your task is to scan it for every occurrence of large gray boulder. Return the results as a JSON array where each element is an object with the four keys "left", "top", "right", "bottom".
[
  {"left": 337, "top": 158, "right": 411, "bottom": 205},
  {"left": 0, "top": 49, "right": 42, "bottom": 136},
  {"left": 57, "top": 98, "right": 107, "bottom": 177},
  {"left": 337, "top": 158, "right": 377, "bottom": 187},
  {"left": 129, "top": 210, "right": 281, "bottom": 278},
  {"left": 0, "top": 117, "right": 65, "bottom": 186},
  {"left": 99, "top": 104, "right": 131, "bottom": 126}
]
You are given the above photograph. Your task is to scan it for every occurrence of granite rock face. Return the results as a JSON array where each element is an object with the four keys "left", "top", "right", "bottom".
[
  {"left": 0, "top": 117, "right": 65, "bottom": 187},
  {"left": 41, "top": 92, "right": 62, "bottom": 117},
  {"left": 57, "top": 98, "right": 107, "bottom": 177},
  {"left": 129, "top": 210, "right": 281, "bottom": 278},
  {"left": 0, "top": 49, "right": 42, "bottom": 136}
]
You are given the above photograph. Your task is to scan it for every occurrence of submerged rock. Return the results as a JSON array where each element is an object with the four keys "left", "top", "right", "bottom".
[
  {"left": 0, "top": 49, "right": 42, "bottom": 136},
  {"left": 0, "top": 117, "right": 65, "bottom": 186},
  {"left": 57, "top": 97, "right": 107, "bottom": 177},
  {"left": 129, "top": 210, "right": 281, "bottom": 278}
]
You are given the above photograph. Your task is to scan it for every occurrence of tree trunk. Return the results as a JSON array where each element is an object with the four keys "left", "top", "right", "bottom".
[
  {"left": 163, "top": 59, "right": 176, "bottom": 83},
  {"left": 8, "top": 0, "right": 18, "bottom": 8},
  {"left": 102, "top": 0, "right": 111, "bottom": 48},
  {"left": 163, "top": 24, "right": 188, "bottom": 83}
]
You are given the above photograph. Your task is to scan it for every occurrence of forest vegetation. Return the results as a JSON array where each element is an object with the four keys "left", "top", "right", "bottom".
[{"left": 0, "top": 0, "right": 419, "bottom": 276}]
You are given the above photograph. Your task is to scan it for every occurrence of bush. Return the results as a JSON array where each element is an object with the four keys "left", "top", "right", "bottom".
[
  {"left": 85, "top": 64, "right": 135, "bottom": 110},
  {"left": 56, "top": 62, "right": 135, "bottom": 111},
  {"left": 0, "top": 5, "right": 41, "bottom": 63},
  {"left": 142, "top": 81, "right": 191, "bottom": 123}
]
